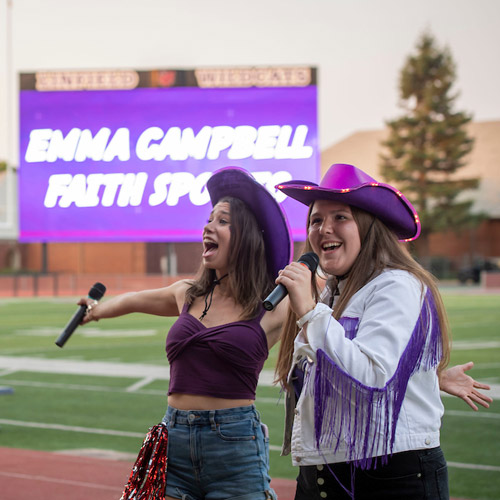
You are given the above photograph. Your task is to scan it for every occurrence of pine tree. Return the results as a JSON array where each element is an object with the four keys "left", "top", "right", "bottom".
[{"left": 380, "top": 32, "right": 480, "bottom": 257}]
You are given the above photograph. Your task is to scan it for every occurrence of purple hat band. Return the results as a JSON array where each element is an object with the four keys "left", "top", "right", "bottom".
[
  {"left": 276, "top": 163, "right": 421, "bottom": 241},
  {"left": 207, "top": 167, "right": 293, "bottom": 278}
]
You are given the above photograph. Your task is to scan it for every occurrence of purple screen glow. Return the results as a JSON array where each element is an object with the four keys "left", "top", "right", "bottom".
[{"left": 19, "top": 85, "right": 318, "bottom": 242}]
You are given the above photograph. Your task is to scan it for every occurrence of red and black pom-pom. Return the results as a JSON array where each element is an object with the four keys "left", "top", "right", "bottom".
[{"left": 120, "top": 423, "right": 168, "bottom": 500}]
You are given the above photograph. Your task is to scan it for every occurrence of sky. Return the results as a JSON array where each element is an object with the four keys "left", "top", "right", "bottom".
[{"left": 1, "top": 0, "right": 499, "bottom": 164}]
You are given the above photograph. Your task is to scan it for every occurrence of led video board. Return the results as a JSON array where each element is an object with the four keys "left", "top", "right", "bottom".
[{"left": 19, "top": 67, "right": 318, "bottom": 242}]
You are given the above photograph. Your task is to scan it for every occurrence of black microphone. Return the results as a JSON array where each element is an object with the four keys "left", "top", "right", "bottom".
[
  {"left": 55, "top": 282, "right": 106, "bottom": 348},
  {"left": 263, "top": 252, "right": 319, "bottom": 311}
]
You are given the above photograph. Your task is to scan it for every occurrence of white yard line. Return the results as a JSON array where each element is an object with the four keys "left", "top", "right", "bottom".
[
  {"left": 1, "top": 418, "right": 499, "bottom": 472},
  {"left": 0, "top": 419, "right": 145, "bottom": 437},
  {"left": 1, "top": 379, "right": 286, "bottom": 406},
  {"left": 125, "top": 376, "right": 157, "bottom": 392},
  {"left": 0, "top": 470, "right": 121, "bottom": 491},
  {"left": 447, "top": 461, "right": 500, "bottom": 472},
  {"left": 444, "top": 410, "right": 500, "bottom": 420},
  {"left": 452, "top": 340, "right": 500, "bottom": 350},
  {"left": 0, "top": 356, "right": 171, "bottom": 380},
  {"left": 0, "top": 355, "right": 277, "bottom": 386}
]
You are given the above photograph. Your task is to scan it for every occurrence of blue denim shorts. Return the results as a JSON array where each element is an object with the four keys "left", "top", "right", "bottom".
[{"left": 162, "top": 405, "right": 277, "bottom": 500}]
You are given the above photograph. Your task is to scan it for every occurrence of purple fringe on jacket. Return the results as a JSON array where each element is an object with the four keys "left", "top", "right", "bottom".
[{"left": 313, "top": 289, "right": 442, "bottom": 470}]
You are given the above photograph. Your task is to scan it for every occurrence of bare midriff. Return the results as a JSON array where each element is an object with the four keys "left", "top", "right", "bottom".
[{"left": 168, "top": 393, "right": 254, "bottom": 410}]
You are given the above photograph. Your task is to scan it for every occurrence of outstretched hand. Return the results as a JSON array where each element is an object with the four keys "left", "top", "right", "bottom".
[
  {"left": 439, "top": 361, "right": 492, "bottom": 411},
  {"left": 77, "top": 297, "right": 98, "bottom": 324}
]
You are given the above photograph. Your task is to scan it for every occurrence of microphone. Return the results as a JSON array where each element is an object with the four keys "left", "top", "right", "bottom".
[
  {"left": 55, "top": 282, "right": 106, "bottom": 348},
  {"left": 263, "top": 252, "right": 319, "bottom": 311}
]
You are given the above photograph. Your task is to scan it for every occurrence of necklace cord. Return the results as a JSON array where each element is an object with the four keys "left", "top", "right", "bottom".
[{"left": 199, "top": 273, "right": 229, "bottom": 320}]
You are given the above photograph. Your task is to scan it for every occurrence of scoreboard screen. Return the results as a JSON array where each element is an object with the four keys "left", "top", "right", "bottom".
[{"left": 19, "top": 67, "right": 318, "bottom": 242}]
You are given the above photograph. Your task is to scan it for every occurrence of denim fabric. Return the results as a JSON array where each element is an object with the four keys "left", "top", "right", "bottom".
[
  {"left": 163, "top": 405, "right": 276, "bottom": 500},
  {"left": 294, "top": 447, "right": 449, "bottom": 500}
]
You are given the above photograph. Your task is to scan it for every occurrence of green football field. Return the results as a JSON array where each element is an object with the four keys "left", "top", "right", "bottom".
[{"left": 0, "top": 291, "right": 499, "bottom": 499}]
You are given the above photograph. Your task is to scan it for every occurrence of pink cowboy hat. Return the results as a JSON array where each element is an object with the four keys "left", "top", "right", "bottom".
[{"left": 276, "top": 163, "right": 421, "bottom": 241}]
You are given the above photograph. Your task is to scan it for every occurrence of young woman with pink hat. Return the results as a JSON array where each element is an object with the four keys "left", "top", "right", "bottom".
[
  {"left": 79, "top": 167, "right": 293, "bottom": 500},
  {"left": 273, "top": 163, "right": 489, "bottom": 499}
]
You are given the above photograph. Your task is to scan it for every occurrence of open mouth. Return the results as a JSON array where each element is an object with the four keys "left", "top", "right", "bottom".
[
  {"left": 322, "top": 242, "right": 342, "bottom": 251},
  {"left": 203, "top": 240, "right": 218, "bottom": 257}
]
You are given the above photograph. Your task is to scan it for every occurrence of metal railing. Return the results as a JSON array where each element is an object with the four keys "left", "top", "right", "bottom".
[{"left": 0, "top": 273, "right": 195, "bottom": 298}]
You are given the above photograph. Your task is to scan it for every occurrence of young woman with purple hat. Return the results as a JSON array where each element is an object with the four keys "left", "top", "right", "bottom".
[
  {"left": 273, "top": 163, "right": 491, "bottom": 499},
  {"left": 78, "top": 167, "right": 293, "bottom": 500}
]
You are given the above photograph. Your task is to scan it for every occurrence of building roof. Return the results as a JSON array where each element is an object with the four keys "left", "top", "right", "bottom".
[{"left": 321, "top": 121, "right": 500, "bottom": 217}]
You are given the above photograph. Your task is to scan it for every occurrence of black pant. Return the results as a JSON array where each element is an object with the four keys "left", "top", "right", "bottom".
[{"left": 294, "top": 447, "right": 449, "bottom": 500}]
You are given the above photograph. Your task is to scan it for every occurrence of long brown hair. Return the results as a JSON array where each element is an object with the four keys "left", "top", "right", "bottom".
[
  {"left": 275, "top": 203, "right": 451, "bottom": 388},
  {"left": 186, "top": 196, "right": 274, "bottom": 319}
]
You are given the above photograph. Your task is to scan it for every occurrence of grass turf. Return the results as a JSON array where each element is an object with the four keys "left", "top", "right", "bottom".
[{"left": 0, "top": 291, "right": 499, "bottom": 499}]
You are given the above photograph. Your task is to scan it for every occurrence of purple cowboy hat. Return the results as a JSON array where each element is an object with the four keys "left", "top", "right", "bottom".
[
  {"left": 207, "top": 167, "right": 293, "bottom": 278},
  {"left": 276, "top": 163, "right": 421, "bottom": 241}
]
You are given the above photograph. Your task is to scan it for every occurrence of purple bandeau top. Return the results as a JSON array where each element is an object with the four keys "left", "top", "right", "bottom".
[{"left": 166, "top": 303, "right": 268, "bottom": 399}]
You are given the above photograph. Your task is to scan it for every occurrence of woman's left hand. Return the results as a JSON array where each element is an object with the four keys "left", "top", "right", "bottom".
[
  {"left": 439, "top": 361, "right": 492, "bottom": 411},
  {"left": 275, "top": 262, "right": 316, "bottom": 318}
]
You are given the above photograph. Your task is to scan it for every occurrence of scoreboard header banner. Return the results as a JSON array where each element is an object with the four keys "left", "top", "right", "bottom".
[{"left": 19, "top": 67, "right": 318, "bottom": 242}]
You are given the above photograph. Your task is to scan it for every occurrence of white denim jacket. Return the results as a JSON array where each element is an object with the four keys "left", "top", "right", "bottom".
[{"left": 282, "top": 269, "right": 444, "bottom": 467}]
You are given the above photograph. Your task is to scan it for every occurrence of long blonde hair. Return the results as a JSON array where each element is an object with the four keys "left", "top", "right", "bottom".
[{"left": 275, "top": 203, "right": 450, "bottom": 388}]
